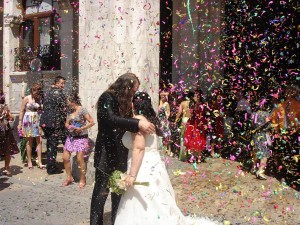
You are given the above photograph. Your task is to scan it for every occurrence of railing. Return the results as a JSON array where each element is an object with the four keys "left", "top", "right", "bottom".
[{"left": 14, "top": 44, "right": 61, "bottom": 71}]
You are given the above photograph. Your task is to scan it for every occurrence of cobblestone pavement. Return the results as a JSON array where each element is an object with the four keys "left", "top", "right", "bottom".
[{"left": 1, "top": 151, "right": 300, "bottom": 225}]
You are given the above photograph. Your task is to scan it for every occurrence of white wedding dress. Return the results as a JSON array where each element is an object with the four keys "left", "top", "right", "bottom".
[{"left": 114, "top": 132, "right": 220, "bottom": 225}]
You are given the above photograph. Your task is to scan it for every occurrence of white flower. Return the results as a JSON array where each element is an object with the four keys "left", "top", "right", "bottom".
[{"left": 116, "top": 173, "right": 127, "bottom": 190}]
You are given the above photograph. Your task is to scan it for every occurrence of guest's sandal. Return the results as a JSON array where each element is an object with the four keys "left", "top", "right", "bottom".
[
  {"left": 28, "top": 163, "right": 33, "bottom": 169},
  {"left": 62, "top": 178, "right": 74, "bottom": 186},
  {"left": 256, "top": 170, "right": 267, "bottom": 180},
  {"left": 3, "top": 169, "right": 12, "bottom": 177},
  {"left": 37, "top": 164, "right": 46, "bottom": 170}
]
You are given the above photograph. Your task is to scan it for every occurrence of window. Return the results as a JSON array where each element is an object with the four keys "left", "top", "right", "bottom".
[{"left": 14, "top": 0, "right": 61, "bottom": 71}]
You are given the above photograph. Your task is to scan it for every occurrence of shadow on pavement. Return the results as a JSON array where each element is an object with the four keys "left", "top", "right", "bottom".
[
  {"left": 0, "top": 165, "right": 23, "bottom": 176},
  {"left": 0, "top": 177, "right": 11, "bottom": 191}
]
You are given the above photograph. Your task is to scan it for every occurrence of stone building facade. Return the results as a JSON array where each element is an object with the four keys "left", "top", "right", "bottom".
[{"left": 1, "top": 0, "right": 160, "bottom": 141}]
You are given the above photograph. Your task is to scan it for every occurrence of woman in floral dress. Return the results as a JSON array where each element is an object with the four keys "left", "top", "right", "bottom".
[{"left": 17, "top": 83, "right": 44, "bottom": 169}]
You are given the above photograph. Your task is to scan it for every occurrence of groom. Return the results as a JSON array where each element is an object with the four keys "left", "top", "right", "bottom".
[{"left": 90, "top": 73, "right": 155, "bottom": 225}]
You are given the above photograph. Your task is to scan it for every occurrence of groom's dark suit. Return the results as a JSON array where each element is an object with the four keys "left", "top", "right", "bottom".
[{"left": 90, "top": 91, "right": 139, "bottom": 225}]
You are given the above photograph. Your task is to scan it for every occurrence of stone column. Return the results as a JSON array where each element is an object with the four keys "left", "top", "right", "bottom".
[
  {"left": 2, "top": 0, "right": 22, "bottom": 110},
  {"left": 78, "top": 0, "right": 160, "bottom": 184},
  {"left": 79, "top": 0, "right": 160, "bottom": 141}
]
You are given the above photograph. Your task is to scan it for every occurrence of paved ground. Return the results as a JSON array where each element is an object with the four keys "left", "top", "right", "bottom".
[
  {"left": 0, "top": 152, "right": 110, "bottom": 225},
  {"left": 1, "top": 151, "right": 299, "bottom": 225},
  {"left": 165, "top": 156, "right": 300, "bottom": 225}
]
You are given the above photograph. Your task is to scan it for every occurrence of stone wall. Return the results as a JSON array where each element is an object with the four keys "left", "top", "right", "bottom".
[{"left": 78, "top": 0, "right": 160, "bottom": 141}]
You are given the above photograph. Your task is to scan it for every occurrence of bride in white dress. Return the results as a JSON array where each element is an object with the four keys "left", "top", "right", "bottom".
[{"left": 115, "top": 92, "right": 220, "bottom": 225}]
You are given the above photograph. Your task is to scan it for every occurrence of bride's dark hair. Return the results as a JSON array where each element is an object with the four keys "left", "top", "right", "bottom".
[{"left": 132, "top": 92, "right": 163, "bottom": 136}]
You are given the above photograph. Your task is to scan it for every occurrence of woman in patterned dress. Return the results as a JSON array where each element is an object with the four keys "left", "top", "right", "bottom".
[
  {"left": 17, "top": 83, "right": 44, "bottom": 169},
  {"left": 0, "top": 91, "right": 19, "bottom": 176},
  {"left": 62, "top": 94, "right": 95, "bottom": 188},
  {"left": 158, "top": 90, "right": 172, "bottom": 155}
]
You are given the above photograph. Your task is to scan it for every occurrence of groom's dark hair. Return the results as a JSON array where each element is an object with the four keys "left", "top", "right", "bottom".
[{"left": 106, "top": 73, "right": 140, "bottom": 117}]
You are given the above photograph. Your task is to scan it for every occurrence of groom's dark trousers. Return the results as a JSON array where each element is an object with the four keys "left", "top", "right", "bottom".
[{"left": 90, "top": 169, "right": 121, "bottom": 225}]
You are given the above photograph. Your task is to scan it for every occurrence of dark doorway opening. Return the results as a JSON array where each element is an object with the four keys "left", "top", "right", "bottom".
[{"left": 159, "top": 0, "right": 173, "bottom": 90}]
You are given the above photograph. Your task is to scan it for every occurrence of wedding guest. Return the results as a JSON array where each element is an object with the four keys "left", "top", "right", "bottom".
[
  {"left": 0, "top": 91, "right": 19, "bottom": 176},
  {"left": 251, "top": 97, "right": 273, "bottom": 180},
  {"left": 270, "top": 84, "right": 300, "bottom": 134},
  {"left": 17, "top": 83, "right": 44, "bottom": 169},
  {"left": 206, "top": 88, "right": 224, "bottom": 158},
  {"left": 90, "top": 73, "right": 155, "bottom": 225},
  {"left": 19, "top": 80, "right": 37, "bottom": 162},
  {"left": 232, "top": 90, "right": 253, "bottom": 158},
  {"left": 40, "top": 76, "right": 67, "bottom": 175},
  {"left": 184, "top": 89, "right": 207, "bottom": 162},
  {"left": 62, "top": 94, "right": 95, "bottom": 188},
  {"left": 270, "top": 84, "right": 300, "bottom": 184},
  {"left": 158, "top": 90, "right": 172, "bottom": 156},
  {"left": 175, "top": 91, "right": 194, "bottom": 161},
  {"left": 168, "top": 90, "right": 181, "bottom": 156}
]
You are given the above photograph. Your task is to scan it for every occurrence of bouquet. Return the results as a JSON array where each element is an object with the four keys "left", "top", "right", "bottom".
[{"left": 108, "top": 170, "right": 149, "bottom": 195}]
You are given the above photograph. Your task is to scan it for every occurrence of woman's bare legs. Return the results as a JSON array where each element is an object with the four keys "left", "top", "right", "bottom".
[
  {"left": 210, "top": 143, "right": 215, "bottom": 157},
  {"left": 4, "top": 155, "right": 11, "bottom": 176},
  {"left": 62, "top": 150, "right": 73, "bottom": 186},
  {"left": 256, "top": 157, "right": 268, "bottom": 180},
  {"left": 26, "top": 137, "right": 33, "bottom": 168},
  {"left": 77, "top": 151, "right": 86, "bottom": 188},
  {"left": 36, "top": 136, "right": 45, "bottom": 168}
]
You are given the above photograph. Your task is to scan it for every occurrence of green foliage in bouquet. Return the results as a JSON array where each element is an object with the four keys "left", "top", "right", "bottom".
[
  {"left": 108, "top": 170, "right": 150, "bottom": 195},
  {"left": 108, "top": 170, "right": 127, "bottom": 195}
]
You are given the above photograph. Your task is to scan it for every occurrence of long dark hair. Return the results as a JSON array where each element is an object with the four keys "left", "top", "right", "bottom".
[
  {"left": 30, "top": 83, "right": 42, "bottom": 101},
  {"left": 132, "top": 92, "right": 163, "bottom": 136},
  {"left": 68, "top": 93, "right": 82, "bottom": 106},
  {"left": 106, "top": 73, "right": 140, "bottom": 117}
]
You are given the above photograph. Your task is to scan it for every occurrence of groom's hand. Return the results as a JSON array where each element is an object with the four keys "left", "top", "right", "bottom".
[{"left": 138, "top": 120, "right": 155, "bottom": 134}]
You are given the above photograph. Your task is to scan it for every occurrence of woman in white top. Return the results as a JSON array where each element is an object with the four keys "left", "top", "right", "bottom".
[{"left": 18, "top": 83, "right": 44, "bottom": 169}]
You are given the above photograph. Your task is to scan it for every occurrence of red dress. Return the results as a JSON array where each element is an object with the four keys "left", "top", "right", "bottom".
[{"left": 184, "top": 103, "right": 206, "bottom": 152}]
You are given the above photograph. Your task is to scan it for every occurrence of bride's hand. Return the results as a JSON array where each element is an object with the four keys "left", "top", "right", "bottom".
[{"left": 125, "top": 175, "right": 136, "bottom": 187}]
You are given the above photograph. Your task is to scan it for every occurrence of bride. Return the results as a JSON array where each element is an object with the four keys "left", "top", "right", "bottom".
[{"left": 115, "top": 92, "right": 220, "bottom": 225}]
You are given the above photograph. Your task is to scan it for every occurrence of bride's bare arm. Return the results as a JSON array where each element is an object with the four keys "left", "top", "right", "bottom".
[{"left": 126, "top": 125, "right": 146, "bottom": 186}]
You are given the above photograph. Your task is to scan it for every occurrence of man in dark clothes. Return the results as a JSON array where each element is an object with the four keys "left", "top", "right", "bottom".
[{"left": 40, "top": 76, "right": 67, "bottom": 174}]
